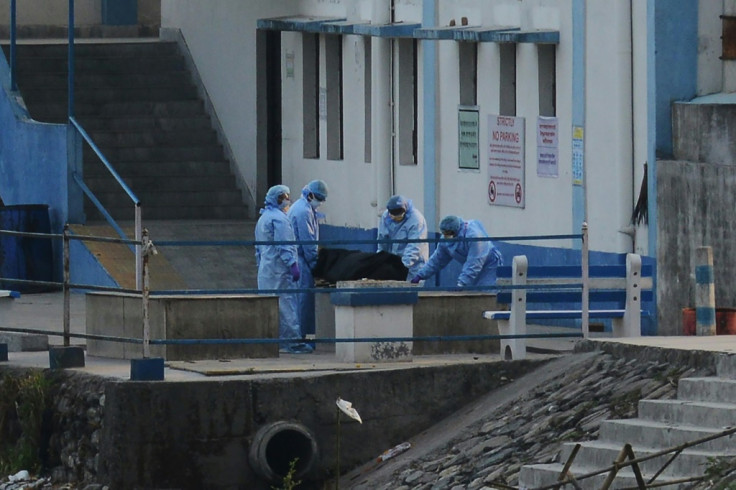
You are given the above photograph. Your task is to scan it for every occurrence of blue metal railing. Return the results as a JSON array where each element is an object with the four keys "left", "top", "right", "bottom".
[{"left": 6, "top": 0, "right": 144, "bottom": 288}]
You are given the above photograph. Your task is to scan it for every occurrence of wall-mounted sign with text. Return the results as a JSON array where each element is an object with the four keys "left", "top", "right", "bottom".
[
  {"left": 537, "top": 116, "right": 558, "bottom": 178},
  {"left": 488, "top": 114, "right": 525, "bottom": 208},
  {"left": 458, "top": 106, "right": 480, "bottom": 170}
]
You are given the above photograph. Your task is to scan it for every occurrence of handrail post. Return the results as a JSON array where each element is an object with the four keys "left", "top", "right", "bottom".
[
  {"left": 63, "top": 224, "right": 71, "bottom": 347},
  {"left": 68, "top": 0, "right": 75, "bottom": 119},
  {"left": 9, "top": 0, "right": 16, "bottom": 91},
  {"left": 581, "top": 222, "right": 589, "bottom": 337},
  {"left": 135, "top": 203, "right": 142, "bottom": 290},
  {"left": 141, "top": 228, "right": 151, "bottom": 359}
]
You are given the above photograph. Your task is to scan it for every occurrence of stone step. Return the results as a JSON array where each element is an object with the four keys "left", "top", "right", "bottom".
[
  {"left": 717, "top": 356, "right": 736, "bottom": 379},
  {"left": 83, "top": 160, "right": 231, "bottom": 177},
  {"left": 20, "top": 85, "right": 200, "bottom": 104},
  {"left": 557, "top": 440, "right": 734, "bottom": 480},
  {"left": 78, "top": 115, "right": 213, "bottom": 132},
  {"left": 2, "top": 41, "right": 178, "bottom": 58},
  {"left": 26, "top": 99, "right": 206, "bottom": 118},
  {"left": 85, "top": 128, "right": 218, "bottom": 148},
  {"left": 678, "top": 377, "right": 736, "bottom": 403},
  {"left": 639, "top": 398, "right": 736, "bottom": 428},
  {"left": 86, "top": 189, "right": 244, "bottom": 208},
  {"left": 85, "top": 175, "right": 237, "bottom": 193},
  {"left": 599, "top": 419, "right": 735, "bottom": 452},
  {"left": 84, "top": 205, "right": 248, "bottom": 221},
  {"left": 13, "top": 54, "right": 187, "bottom": 73},
  {"left": 83, "top": 144, "right": 224, "bottom": 162},
  {"left": 13, "top": 71, "right": 193, "bottom": 89},
  {"left": 520, "top": 462, "right": 694, "bottom": 489}
]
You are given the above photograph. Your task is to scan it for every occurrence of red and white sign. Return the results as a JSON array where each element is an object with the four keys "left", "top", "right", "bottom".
[{"left": 488, "top": 115, "right": 525, "bottom": 208}]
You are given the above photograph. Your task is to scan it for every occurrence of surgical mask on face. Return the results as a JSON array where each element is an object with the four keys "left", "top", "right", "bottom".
[
  {"left": 309, "top": 199, "right": 321, "bottom": 210},
  {"left": 388, "top": 208, "right": 406, "bottom": 222},
  {"left": 278, "top": 199, "right": 291, "bottom": 212}
]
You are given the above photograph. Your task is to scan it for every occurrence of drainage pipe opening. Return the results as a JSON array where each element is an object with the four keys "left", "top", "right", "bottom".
[{"left": 249, "top": 421, "right": 319, "bottom": 483}]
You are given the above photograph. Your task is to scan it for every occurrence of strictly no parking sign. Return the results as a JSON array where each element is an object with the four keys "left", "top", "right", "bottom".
[{"left": 488, "top": 114, "right": 525, "bottom": 208}]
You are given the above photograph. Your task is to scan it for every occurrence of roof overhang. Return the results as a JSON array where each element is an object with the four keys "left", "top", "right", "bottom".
[
  {"left": 257, "top": 16, "right": 346, "bottom": 33},
  {"left": 352, "top": 21, "right": 422, "bottom": 38}
]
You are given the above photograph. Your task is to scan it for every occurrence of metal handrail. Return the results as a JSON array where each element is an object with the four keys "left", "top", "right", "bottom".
[{"left": 68, "top": 113, "right": 143, "bottom": 290}]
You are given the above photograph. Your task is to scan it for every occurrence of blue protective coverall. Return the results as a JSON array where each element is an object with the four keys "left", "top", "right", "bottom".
[
  {"left": 255, "top": 196, "right": 300, "bottom": 346},
  {"left": 287, "top": 187, "right": 325, "bottom": 338},
  {"left": 377, "top": 200, "right": 429, "bottom": 279},
  {"left": 416, "top": 220, "right": 503, "bottom": 287}
]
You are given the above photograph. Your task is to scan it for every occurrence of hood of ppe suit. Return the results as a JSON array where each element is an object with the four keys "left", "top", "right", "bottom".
[
  {"left": 307, "top": 180, "right": 328, "bottom": 201},
  {"left": 264, "top": 185, "right": 290, "bottom": 209},
  {"left": 439, "top": 215, "right": 464, "bottom": 234}
]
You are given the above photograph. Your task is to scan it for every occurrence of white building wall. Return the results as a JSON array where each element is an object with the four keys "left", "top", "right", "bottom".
[{"left": 161, "top": 0, "right": 645, "bottom": 255}]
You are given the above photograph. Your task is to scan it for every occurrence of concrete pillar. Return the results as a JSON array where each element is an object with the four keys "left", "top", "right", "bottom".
[
  {"left": 372, "top": 0, "right": 393, "bottom": 211},
  {"left": 695, "top": 246, "right": 716, "bottom": 336},
  {"left": 332, "top": 280, "right": 416, "bottom": 363}
]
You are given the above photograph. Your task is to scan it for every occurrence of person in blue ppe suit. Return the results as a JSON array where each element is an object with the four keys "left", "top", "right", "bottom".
[
  {"left": 287, "top": 179, "right": 328, "bottom": 345},
  {"left": 411, "top": 215, "right": 503, "bottom": 288},
  {"left": 377, "top": 195, "right": 429, "bottom": 280},
  {"left": 255, "top": 185, "right": 312, "bottom": 354}
]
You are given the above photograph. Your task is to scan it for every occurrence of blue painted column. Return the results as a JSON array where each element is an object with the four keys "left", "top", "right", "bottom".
[
  {"left": 571, "top": 0, "right": 586, "bottom": 245},
  {"left": 422, "top": 0, "right": 438, "bottom": 231}
]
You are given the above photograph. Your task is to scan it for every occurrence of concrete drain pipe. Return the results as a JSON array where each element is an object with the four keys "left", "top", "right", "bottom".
[{"left": 248, "top": 421, "right": 319, "bottom": 483}]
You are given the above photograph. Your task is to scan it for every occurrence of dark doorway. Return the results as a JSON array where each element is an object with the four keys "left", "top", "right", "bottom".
[{"left": 256, "top": 29, "right": 282, "bottom": 205}]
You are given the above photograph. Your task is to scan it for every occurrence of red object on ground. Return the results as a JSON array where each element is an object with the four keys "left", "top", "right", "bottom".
[{"left": 682, "top": 307, "right": 736, "bottom": 335}]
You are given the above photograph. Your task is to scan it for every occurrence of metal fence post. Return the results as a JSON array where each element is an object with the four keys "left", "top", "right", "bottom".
[
  {"left": 142, "top": 228, "right": 151, "bottom": 358},
  {"left": 63, "top": 224, "right": 71, "bottom": 347},
  {"left": 581, "top": 222, "right": 589, "bottom": 338}
]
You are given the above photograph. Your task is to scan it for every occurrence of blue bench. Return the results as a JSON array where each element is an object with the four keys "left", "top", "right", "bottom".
[{"left": 483, "top": 253, "right": 652, "bottom": 360}]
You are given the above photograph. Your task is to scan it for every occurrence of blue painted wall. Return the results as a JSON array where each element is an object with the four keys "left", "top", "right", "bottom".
[
  {"left": 653, "top": 0, "right": 698, "bottom": 158},
  {"left": 0, "top": 52, "right": 68, "bottom": 282},
  {"left": 322, "top": 223, "right": 655, "bottom": 334}
]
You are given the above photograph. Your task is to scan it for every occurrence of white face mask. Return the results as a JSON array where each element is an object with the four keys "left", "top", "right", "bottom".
[{"left": 310, "top": 199, "right": 321, "bottom": 210}]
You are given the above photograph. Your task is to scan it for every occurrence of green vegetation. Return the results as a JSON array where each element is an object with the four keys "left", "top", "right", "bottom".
[
  {"left": 272, "top": 458, "right": 302, "bottom": 490},
  {"left": 0, "top": 371, "right": 51, "bottom": 475},
  {"left": 609, "top": 390, "right": 640, "bottom": 418}
]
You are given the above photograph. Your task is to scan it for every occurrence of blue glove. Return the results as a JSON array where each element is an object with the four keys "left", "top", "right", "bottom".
[
  {"left": 410, "top": 275, "right": 422, "bottom": 284},
  {"left": 290, "top": 263, "right": 300, "bottom": 282}
]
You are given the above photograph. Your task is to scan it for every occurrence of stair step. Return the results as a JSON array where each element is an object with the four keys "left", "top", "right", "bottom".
[
  {"left": 599, "top": 419, "right": 735, "bottom": 452},
  {"left": 77, "top": 116, "right": 213, "bottom": 132},
  {"left": 13, "top": 55, "right": 187, "bottom": 73},
  {"left": 85, "top": 176, "right": 237, "bottom": 192},
  {"left": 2, "top": 41, "right": 179, "bottom": 58},
  {"left": 519, "top": 462, "right": 695, "bottom": 489},
  {"left": 27, "top": 100, "right": 206, "bottom": 118},
  {"left": 15, "top": 71, "right": 194, "bottom": 89},
  {"left": 85, "top": 206, "right": 248, "bottom": 221},
  {"left": 84, "top": 145, "right": 224, "bottom": 162},
  {"left": 20, "top": 86, "right": 200, "bottom": 104},
  {"left": 639, "top": 398, "right": 736, "bottom": 428},
  {"left": 558, "top": 440, "right": 734, "bottom": 479},
  {"left": 83, "top": 160, "right": 231, "bottom": 177},
  {"left": 678, "top": 377, "right": 736, "bottom": 403},
  {"left": 86, "top": 190, "right": 244, "bottom": 207},
  {"left": 85, "top": 129, "right": 218, "bottom": 147}
]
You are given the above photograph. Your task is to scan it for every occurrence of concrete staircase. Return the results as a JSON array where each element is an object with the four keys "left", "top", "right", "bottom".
[
  {"left": 519, "top": 366, "right": 736, "bottom": 488},
  {"left": 2, "top": 40, "right": 247, "bottom": 221}
]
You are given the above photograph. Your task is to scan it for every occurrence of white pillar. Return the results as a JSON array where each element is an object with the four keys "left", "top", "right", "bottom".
[{"left": 371, "top": 0, "right": 392, "bottom": 213}]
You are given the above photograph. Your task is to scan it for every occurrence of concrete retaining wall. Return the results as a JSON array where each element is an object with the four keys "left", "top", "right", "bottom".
[
  {"left": 656, "top": 160, "right": 736, "bottom": 335},
  {"left": 97, "top": 359, "right": 544, "bottom": 489},
  {"left": 86, "top": 292, "right": 279, "bottom": 360}
]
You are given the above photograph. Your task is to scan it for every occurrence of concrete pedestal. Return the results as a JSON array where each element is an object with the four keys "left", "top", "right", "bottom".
[
  {"left": 315, "top": 291, "right": 335, "bottom": 353},
  {"left": 331, "top": 280, "right": 417, "bottom": 363}
]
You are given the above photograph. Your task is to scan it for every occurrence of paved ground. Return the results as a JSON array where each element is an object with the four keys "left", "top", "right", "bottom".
[{"left": 3, "top": 291, "right": 736, "bottom": 381}]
